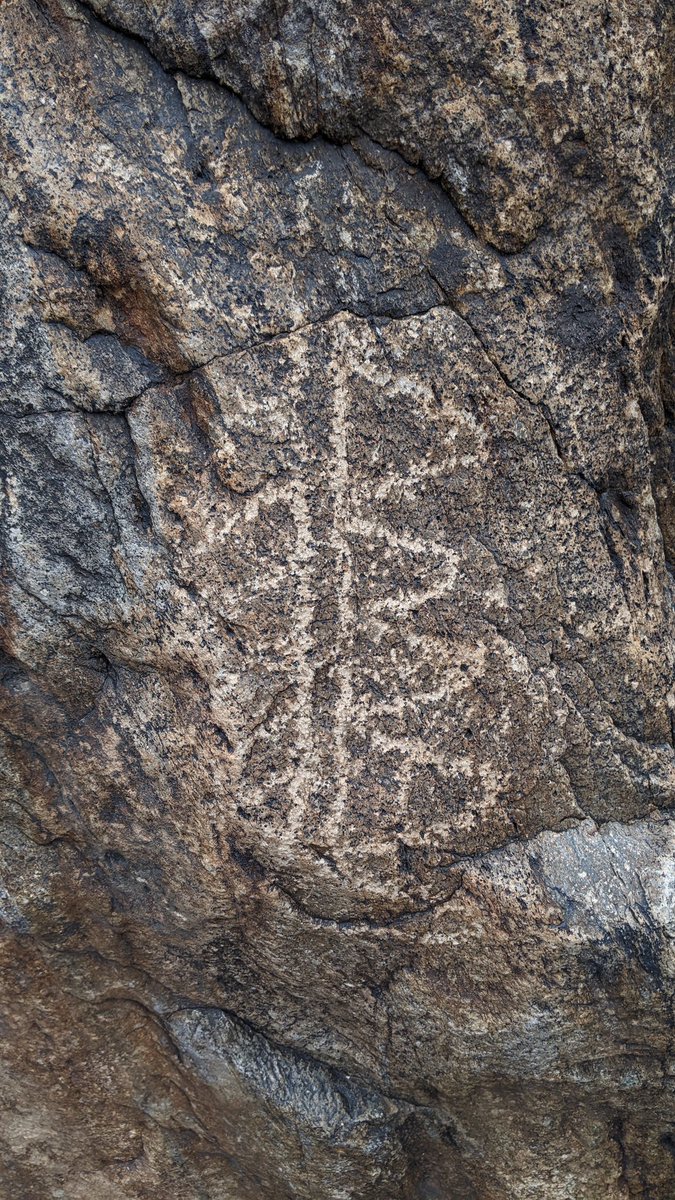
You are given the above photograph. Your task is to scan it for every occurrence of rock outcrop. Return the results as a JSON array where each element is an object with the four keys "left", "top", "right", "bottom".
[{"left": 0, "top": 1, "right": 673, "bottom": 1196}]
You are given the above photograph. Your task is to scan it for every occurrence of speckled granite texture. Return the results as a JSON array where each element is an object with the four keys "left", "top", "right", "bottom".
[{"left": 0, "top": 1, "right": 674, "bottom": 1196}]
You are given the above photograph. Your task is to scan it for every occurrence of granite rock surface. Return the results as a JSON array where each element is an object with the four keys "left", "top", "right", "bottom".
[{"left": 0, "top": 0, "right": 674, "bottom": 1196}]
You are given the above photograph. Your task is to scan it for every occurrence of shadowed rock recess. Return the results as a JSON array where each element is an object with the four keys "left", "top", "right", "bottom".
[{"left": 0, "top": 0, "right": 674, "bottom": 1196}]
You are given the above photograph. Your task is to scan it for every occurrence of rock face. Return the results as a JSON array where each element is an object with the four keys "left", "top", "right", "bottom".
[{"left": 0, "top": 1, "right": 674, "bottom": 1196}]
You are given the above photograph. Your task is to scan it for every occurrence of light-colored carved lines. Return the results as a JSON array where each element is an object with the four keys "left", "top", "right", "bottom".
[
  {"left": 347, "top": 514, "right": 459, "bottom": 620},
  {"left": 325, "top": 382, "right": 356, "bottom": 838},
  {"left": 286, "top": 478, "right": 318, "bottom": 834},
  {"left": 315, "top": 386, "right": 461, "bottom": 839}
]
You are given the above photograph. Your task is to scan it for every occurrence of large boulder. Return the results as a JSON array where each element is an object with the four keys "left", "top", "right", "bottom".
[{"left": 0, "top": 1, "right": 673, "bottom": 1195}]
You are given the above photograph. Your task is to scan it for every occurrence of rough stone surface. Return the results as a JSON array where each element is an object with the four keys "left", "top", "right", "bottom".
[{"left": 0, "top": 1, "right": 674, "bottom": 1196}]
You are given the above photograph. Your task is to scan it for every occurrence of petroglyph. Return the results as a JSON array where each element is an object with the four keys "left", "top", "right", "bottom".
[{"left": 1, "top": 1, "right": 673, "bottom": 1194}]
